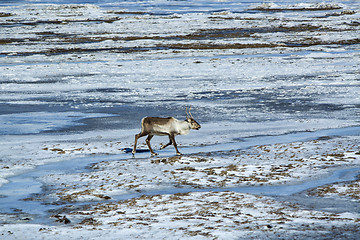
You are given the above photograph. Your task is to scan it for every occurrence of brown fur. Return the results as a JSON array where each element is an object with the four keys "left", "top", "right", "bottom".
[{"left": 132, "top": 116, "right": 200, "bottom": 156}]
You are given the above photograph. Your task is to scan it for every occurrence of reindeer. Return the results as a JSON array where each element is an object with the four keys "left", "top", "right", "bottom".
[{"left": 132, "top": 107, "right": 201, "bottom": 156}]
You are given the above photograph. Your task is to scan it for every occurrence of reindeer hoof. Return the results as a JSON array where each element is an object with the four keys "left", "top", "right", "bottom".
[
  {"left": 176, "top": 152, "right": 182, "bottom": 156},
  {"left": 151, "top": 152, "right": 158, "bottom": 156}
]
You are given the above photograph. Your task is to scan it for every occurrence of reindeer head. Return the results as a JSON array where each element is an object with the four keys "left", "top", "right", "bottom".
[{"left": 186, "top": 106, "right": 201, "bottom": 130}]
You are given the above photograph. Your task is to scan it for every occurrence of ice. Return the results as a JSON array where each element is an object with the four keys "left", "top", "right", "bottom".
[
  {"left": 0, "top": 112, "right": 112, "bottom": 134},
  {"left": 1, "top": 0, "right": 360, "bottom": 238}
]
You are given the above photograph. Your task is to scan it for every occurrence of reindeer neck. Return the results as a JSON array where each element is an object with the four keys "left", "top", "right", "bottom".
[{"left": 174, "top": 119, "right": 190, "bottom": 135}]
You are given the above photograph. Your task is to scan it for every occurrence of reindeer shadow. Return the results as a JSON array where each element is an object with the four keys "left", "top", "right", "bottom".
[{"left": 122, "top": 148, "right": 150, "bottom": 154}]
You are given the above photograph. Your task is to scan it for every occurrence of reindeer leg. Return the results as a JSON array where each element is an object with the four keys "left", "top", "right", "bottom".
[
  {"left": 170, "top": 134, "right": 182, "bottom": 155},
  {"left": 146, "top": 135, "right": 158, "bottom": 156},
  {"left": 160, "top": 136, "right": 172, "bottom": 150},
  {"left": 132, "top": 132, "right": 147, "bottom": 155}
]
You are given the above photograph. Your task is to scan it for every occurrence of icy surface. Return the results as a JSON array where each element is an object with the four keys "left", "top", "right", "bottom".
[{"left": 0, "top": 0, "right": 360, "bottom": 239}]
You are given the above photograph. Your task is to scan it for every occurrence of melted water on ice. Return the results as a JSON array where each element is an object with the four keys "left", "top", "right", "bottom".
[{"left": 0, "top": 126, "right": 359, "bottom": 223}]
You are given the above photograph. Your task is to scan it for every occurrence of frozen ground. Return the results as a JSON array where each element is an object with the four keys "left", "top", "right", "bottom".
[{"left": 0, "top": 0, "right": 360, "bottom": 239}]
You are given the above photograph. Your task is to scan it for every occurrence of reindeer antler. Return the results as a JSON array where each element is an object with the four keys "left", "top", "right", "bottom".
[
  {"left": 186, "top": 106, "right": 190, "bottom": 119},
  {"left": 186, "top": 106, "right": 194, "bottom": 119}
]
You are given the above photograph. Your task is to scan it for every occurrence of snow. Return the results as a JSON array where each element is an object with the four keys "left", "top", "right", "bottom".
[
  {"left": 2, "top": 191, "right": 360, "bottom": 239},
  {"left": 1, "top": 0, "right": 360, "bottom": 239}
]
